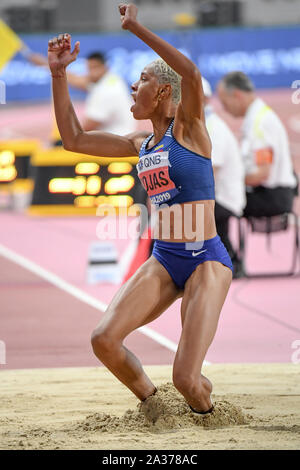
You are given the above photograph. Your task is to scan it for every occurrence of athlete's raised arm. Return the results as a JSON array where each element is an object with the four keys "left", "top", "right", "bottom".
[
  {"left": 48, "top": 33, "right": 139, "bottom": 157},
  {"left": 119, "top": 3, "right": 204, "bottom": 122}
]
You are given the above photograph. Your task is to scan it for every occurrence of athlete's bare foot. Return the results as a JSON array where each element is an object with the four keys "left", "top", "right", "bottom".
[{"left": 187, "top": 375, "right": 213, "bottom": 413}]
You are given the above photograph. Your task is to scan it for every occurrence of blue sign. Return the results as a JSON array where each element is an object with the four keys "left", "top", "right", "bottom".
[{"left": 1, "top": 25, "right": 300, "bottom": 102}]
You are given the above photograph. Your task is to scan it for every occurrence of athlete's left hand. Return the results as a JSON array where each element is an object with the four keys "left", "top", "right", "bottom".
[
  {"left": 118, "top": 3, "right": 138, "bottom": 30},
  {"left": 48, "top": 33, "right": 80, "bottom": 74}
]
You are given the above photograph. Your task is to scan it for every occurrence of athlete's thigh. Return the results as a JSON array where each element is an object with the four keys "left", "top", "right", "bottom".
[
  {"left": 180, "top": 261, "right": 231, "bottom": 327},
  {"left": 176, "top": 261, "right": 232, "bottom": 369},
  {"left": 94, "top": 256, "right": 180, "bottom": 340}
]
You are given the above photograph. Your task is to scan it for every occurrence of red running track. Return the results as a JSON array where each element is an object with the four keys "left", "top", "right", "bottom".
[
  {"left": 0, "top": 212, "right": 299, "bottom": 370},
  {"left": 0, "top": 253, "right": 174, "bottom": 369}
]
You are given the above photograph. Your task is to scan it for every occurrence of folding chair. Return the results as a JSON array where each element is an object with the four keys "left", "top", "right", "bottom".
[{"left": 238, "top": 212, "right": 300, "bottom": 278}]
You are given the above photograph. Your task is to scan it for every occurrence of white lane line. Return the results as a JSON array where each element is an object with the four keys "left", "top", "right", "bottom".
[
  {"left": 0, "top": 243, "right": 181, "bottom": 356},
  {"left": 0, "top": 242, "right": 107, "bottom": 311},
  {"left": 140, "top": 326, "right": 178, "bottom": 352}
]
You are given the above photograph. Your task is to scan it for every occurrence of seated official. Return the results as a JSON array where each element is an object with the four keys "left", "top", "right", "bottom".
[{"left": 217, "top": 71, "right": 297, "bottom": 218}]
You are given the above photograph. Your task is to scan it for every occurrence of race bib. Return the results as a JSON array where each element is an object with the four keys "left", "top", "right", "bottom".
[{"left": 136, "top": 151, "right": 179, "bottom": 205}]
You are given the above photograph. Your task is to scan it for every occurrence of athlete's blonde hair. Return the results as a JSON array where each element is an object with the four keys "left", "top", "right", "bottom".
[{"left": 151, "top": 58, "right": 182, "bottom": 105}]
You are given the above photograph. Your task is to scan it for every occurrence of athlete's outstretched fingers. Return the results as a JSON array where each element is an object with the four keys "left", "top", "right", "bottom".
[
  {"left": 173, "top": 261, "right": 232, "bottom": 411},
  {"left": 71, "top": 41, "right": 80, "bottom": 58},
  {"left": 48, "top": 37, "right": 57, "bottom": 48},
  {"left": 91, "top": 256, "right": 180, "bottom": 401}
]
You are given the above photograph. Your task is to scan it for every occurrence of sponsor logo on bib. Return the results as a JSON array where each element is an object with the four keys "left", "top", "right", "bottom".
[{"left": 137, "top": 151, "right": 179, "bottom": 204}]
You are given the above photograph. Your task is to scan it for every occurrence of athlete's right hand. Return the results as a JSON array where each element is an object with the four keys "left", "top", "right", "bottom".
[
  {"left": 48, "top": 33, "right": 80, "bottom": 75},
  {"left": 119, "top": 3, "right": 138, "bottom": 30}
]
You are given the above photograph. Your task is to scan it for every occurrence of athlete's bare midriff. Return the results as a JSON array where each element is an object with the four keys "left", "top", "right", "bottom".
[{"left": 154, "top": 199, "right": 217, "bottom": 243}]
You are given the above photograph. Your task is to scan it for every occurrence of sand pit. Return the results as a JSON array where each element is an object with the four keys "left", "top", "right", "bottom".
[
  {"left": 78, "top": 382, "right": 248, "bottom": 434},
  {"left": 0, "top": 364, "right": 299, "bottom": 450}
]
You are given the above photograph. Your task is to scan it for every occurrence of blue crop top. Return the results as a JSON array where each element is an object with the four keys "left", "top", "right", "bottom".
[{"left": 136, "top": 119, "right": 215, "bottom": 206}]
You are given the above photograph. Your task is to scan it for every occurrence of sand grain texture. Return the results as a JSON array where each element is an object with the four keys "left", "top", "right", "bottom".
[{"left": 0, "top": 364, "right": 299, "bottom": 450}]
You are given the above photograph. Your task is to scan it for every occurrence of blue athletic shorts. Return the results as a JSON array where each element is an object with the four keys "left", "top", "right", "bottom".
[{"left": 152, "top": 235, "right": 233, "bottom": 289}]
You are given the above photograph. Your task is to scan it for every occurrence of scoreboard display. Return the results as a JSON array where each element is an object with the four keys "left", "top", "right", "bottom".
[
  {"left": 29, "top": 147, "right": 147, "bottom": 215},
  {"left": 0, "top": 139, "right": 39, "bottom": 189}
]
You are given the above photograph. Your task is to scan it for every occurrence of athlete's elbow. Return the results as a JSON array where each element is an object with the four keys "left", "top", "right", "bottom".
[
  {"left": 181, "top": 67, "right": 202, "bottom": 90},
  {"left": 62, "top": 139, "right": 76, "bottom": 152},
  {"left": 183, "top": 66, "right": 201, "bottom": 82},
  {"left": 62, "top": 133, "right": 83, "bottom": 153}
]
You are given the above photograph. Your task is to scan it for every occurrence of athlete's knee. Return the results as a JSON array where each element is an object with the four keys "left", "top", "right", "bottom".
[{"left": 91, "top": 326, "right": 118, "bottom": 356}]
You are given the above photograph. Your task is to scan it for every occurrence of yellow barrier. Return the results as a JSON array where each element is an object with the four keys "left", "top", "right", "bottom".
[
  {"left": 0, "top": 139, "right": 40, "bottom": 156},
  {"left": 31, "top": 147, "right": 138, "bottom": 166}
]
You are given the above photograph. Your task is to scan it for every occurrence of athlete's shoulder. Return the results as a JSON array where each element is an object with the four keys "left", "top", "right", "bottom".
[
  {"left": 125, "top": 131, "right": 152, "bottom": 155},
  {"left": 173, "top": 110, "right": 212, "bottom": 159}
]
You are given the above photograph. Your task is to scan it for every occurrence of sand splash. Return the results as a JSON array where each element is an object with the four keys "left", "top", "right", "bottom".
[{"left": 77, "top": 383, "right": 249, "bottom": 433}]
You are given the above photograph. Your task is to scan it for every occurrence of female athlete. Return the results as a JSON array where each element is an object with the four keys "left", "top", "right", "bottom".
[{"left": 48, "top": 3, "right": 233, "bottom": 414}]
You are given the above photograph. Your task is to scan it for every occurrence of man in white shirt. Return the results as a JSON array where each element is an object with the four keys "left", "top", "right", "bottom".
[
  {"left": 23, "top": 48, "right": 136, "bottom": 136},
  {"left": 202, "top": 77, "right": 246, "bottom": 276},
  {"left": 67, "top": 52, "right": 136, "bottom": 135},
  {"left": 217, "top": 71, "right": 297, "bottom": 217}
]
